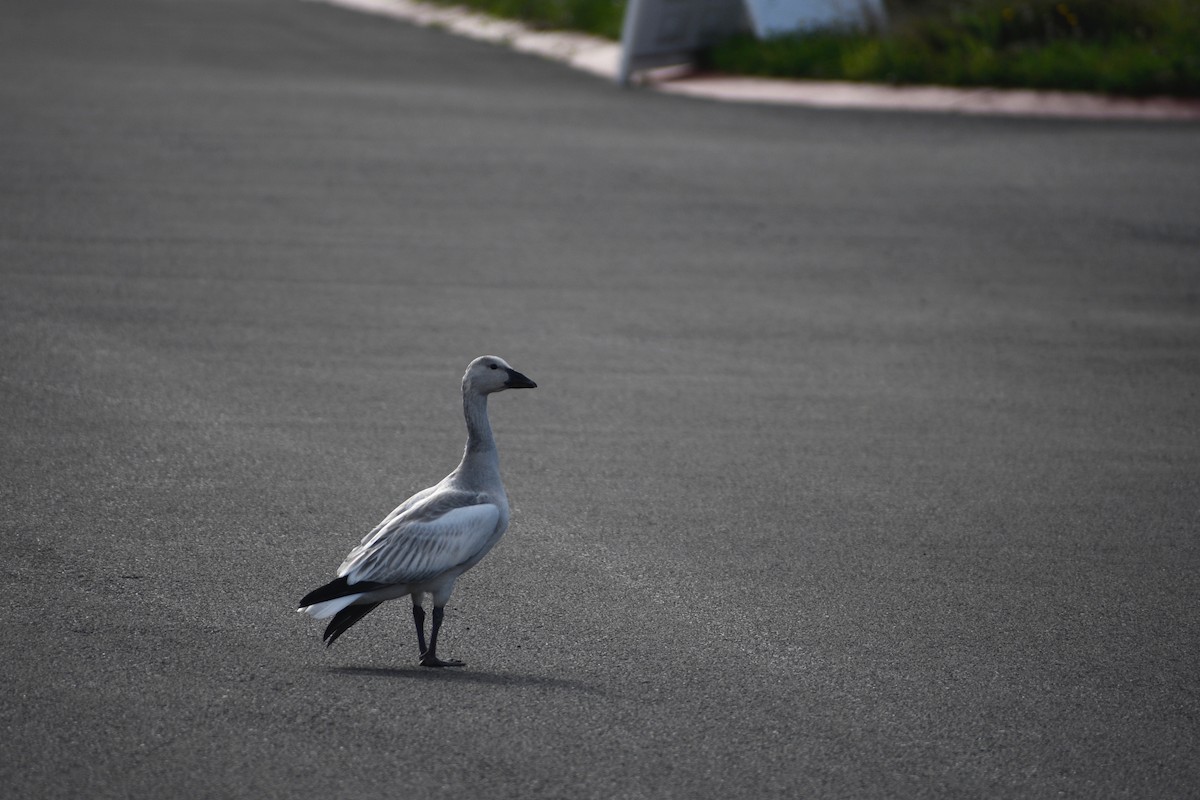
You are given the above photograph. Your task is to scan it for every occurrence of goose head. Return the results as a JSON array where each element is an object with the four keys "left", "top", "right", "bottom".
[{"left": 463, "top": 355, "right": 537, "bottom": 395}]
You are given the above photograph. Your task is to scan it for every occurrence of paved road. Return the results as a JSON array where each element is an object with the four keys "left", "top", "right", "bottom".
[{"left": 3, "top": 1, "right": 1199, "bottom": 797}]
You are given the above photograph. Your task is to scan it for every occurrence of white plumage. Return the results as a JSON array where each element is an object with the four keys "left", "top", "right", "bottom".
[{"left": 298, "top": 355, "right": 536, "bottom": 667}]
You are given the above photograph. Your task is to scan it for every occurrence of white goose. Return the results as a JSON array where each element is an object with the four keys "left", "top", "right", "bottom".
[{"left": 298, "top": 355, "right": 536, "bottom": 667}]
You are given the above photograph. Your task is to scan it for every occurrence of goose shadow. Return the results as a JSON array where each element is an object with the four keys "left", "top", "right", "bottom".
[{"left": 328, "top": 665, "right": 606, "bottom": 696}]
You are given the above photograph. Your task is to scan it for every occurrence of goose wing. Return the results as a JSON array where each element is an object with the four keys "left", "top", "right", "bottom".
[
  {"left": 337, "top": 490, "right": 502, "bottom": 586},
  {"left": 353, "top": 484, "right": 440, "bottom": 546}
]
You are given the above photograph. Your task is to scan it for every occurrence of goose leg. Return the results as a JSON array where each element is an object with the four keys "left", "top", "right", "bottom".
[
  {"left": 419, "top": 606, "right": 465, "bottom": 668},
  {"left": 412, "top": 602, "right": 428, "bottom": 657}
]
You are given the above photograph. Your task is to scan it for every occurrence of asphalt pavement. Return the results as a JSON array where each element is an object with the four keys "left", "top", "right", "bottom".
[{"left": 2, "top": 0, "right": 1199, "bottom": 797}]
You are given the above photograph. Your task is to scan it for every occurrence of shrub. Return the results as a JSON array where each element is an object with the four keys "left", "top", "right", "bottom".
[{"left": 703, "top": 0, "right": 1200, "bottom": 96}]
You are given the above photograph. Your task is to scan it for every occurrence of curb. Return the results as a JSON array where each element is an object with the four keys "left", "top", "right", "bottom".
[{"left": 307, "top": 0, "right": 1200, "bottom": 121}]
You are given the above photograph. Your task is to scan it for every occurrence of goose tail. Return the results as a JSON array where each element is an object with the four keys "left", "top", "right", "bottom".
[{"left": 297, "top": 576, "right": 386, "bottom": 618}]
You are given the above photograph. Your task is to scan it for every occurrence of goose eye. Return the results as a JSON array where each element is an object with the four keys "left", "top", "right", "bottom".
[{"left": 489, "top": 363, "right": 499, "bottom": 370}]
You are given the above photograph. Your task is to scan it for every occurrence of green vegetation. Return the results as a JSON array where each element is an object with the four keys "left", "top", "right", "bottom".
[
  {"left": 420, "top": 0, "right": 1200, "bottom": 97},
  {"left": 704, "top": 0, "right": 1200, "bottom": 97},
  {"left": 422, "top": 0, "right": 625, "bottom": 39}
]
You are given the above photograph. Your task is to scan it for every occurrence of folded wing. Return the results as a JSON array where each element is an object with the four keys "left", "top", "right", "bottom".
[{"left": 338, "top": 495, "right": 502, "bottom": 587}]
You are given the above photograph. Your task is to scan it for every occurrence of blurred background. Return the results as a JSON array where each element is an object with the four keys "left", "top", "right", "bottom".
[{"left": 428, "top": 0, "right": 1200, "bottom": 95}]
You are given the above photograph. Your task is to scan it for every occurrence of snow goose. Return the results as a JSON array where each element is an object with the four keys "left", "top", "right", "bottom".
[{"left": 298, "top": 355, "right": 536, "bottom": 667}]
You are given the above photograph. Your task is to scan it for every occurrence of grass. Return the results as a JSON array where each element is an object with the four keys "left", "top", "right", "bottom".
[
  {"left": 703, "top": 0, "right": 1200, "bottom": 97},
  {"left": 416, "top": 0, "right": 1200, "bottom": 97},
  {"left": 421, "top": 0, "right": 625, "bottom": 39}
]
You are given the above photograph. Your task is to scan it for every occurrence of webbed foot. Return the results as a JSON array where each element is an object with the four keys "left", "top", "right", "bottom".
[{"left": 419, "top": 653, "right": 465, "bottom": 668}]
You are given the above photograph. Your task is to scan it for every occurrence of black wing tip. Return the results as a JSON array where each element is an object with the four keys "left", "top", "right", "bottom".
[
  {"left": 299, "top": 576, "right": 351, "bottom": 608},
  {"left": 299, "top": 576, "right": 387, "bottom": 608},
  {"left": 322, "top": 602, "right": 382, "bottom": 647}
]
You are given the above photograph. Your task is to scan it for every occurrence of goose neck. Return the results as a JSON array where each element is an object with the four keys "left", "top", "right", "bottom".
[{"left": 462, "top": 389, "right": 496, "bottom": 457}]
